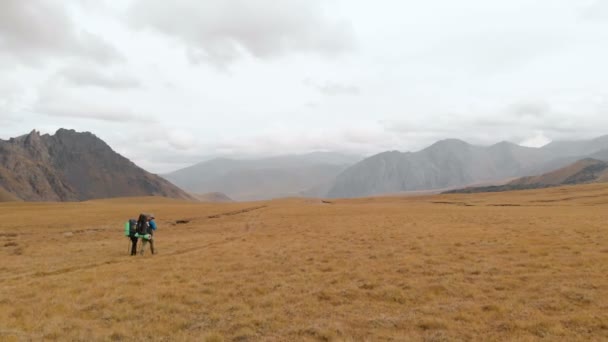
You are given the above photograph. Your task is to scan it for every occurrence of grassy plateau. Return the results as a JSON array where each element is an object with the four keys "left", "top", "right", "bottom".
[{"left": 1, "top": 184, "right": 608, "bottom": 341}]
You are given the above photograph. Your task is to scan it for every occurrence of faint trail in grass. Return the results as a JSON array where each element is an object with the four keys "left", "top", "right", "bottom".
[
  {"left": 0, "top": 206, "right": 269, "bottom": 282},
  {"left": 171, "top": 205, "right": 268, "bottom": 225},
  {"left": 0, "top": 259, "right": 124, "bottom": 283},
  {"left": 0, "top": 237, "right": 240, "bottom": 283},
  {"left": 207, "top": 205, "right": 267, "bottom": 219},
  {"left": 165, "top": 237, "right": 240, "bottom": 257},
  {"left": 531, "top": 194, "right": 608, "bottom": 203},
  {"left": 431, "top": 201, "right": 474, "bottom": 206}
]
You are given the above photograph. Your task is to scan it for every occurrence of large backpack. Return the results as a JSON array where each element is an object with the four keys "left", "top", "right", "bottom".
[
  {"left": 136, "top": 214, "right": 150, "bottom": 236},
  {"left": 129, "top": 219, "right": 137, "bottom": 237},
  {"left": 124, "top": 219, "right": 137, "bottom": 237}
]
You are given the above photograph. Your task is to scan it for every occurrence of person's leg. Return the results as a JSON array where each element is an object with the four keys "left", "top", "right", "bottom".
[
  {"left": 131, "top": 237, "right": 138, "bottom": 255},
  {"left": 140, "top": 239, "right": 148, "bottom": 256},
  {"left": 149, "top": 238, "right": 155, "bottom": 254}
]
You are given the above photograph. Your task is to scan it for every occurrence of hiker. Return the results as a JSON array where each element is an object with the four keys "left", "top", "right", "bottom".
[
  {"left": 139, "top": 213, "right": 156, "bottom": 255},
  {"left": 148, "top": 214, "right": 157, "bottom": 253},
  {"left": 125, "top": 218, "right": 138, "bottom": 256}
]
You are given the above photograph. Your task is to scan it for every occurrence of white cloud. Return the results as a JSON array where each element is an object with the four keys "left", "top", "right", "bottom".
[
  {"left": 167, "top": 129, "right": 197, "bottom": 150},
  {"left": 520, "top": 131, "right": 551, "bottom": 148},
  {"left": 34, "top": 87, "right": 152, "bottom": 123},
  {"left": 38, "top": 104, "right": 143, "bottom": 123},
  {"left": 0, "top": 0, "right": 123, "bottom": 66},
  {"left": 583, "top": 0, "right": 608, "bottom": 21},
  {"left": 128, "top": 0, "right": 355, "bottom": 68},
  {"left": 56, "top": 66, "right": 140, "bottom": 89},
  {"left": 506, "top": 100, "right": 550, "bottom": 118},
  {"left": 1, "top": 1, "right": 608, "bottom": 173},
  {"left": 304, "top": 79, "right": 360, "bottom": 96}
]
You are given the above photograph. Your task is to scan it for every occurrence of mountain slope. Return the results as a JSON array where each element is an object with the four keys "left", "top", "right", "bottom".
[
  {"left": 511, "top": 158, "right": 608, "bottom": 186},
  {"left": 0, "top": 129, "right": 192, "bottom": 201},
  {"left": 0, "top": 185, "right": 19, "bottom": 202},
  {"left": 541, "top": 135, "right": 608, "bottom": 158},
  {"left": 164, "top": 153, "right": 360, "bottom": 201},
  {"left": 446, "top": 158, "right": 608, "bottom": 194},
  {"left": 192, "top": 192, "right": 234, "bottom": 203},
  {"left": 327, "top": 135, "right": 608, "bottom": 198},
  {"left": 327, "top": 140, "right": 552, "bottom": 198}
]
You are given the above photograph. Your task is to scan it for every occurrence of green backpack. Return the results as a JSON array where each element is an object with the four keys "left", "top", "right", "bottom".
[{"left": 124, "top": 219, "right": 137, "bottom": 237}]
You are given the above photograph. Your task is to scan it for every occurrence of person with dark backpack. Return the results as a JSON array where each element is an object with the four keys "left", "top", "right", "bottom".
[
  {"left": 124, "top": 218, "right": 138, "bottom": 255},
  {"left": 137, "top": 213, "right": 155, "bottom": 256},
  {"left": 148, "top": 214, "right": 157, "bottom": 253}
]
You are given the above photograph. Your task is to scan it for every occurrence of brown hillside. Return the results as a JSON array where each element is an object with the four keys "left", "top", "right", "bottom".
[
  {"left": 0, "top": 129, "right": 193, "bottom": 201},
  {"left": 0, "top": 185, "right": 19, "bottom": 202},
  {"left": 510, "top": 158, "right": 607, "bottom": 186},
  {"left": 447, "top": 158, "right": 608, "bottom": 194}
]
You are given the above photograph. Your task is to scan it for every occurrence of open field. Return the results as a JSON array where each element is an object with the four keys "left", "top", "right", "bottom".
[{"left": 1, "top": 185, "right": 608, "bottom": 341}]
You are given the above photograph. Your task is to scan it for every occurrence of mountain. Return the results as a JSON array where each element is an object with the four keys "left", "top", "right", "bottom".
[
  {"left": 445, "top": 158, "right": 608, "bottom": 194},
  {"left": 0, "top": 185, "right": 19, "bottom": 202},
  {"left": 0, "top": 129, "right": 192, "bottom": 201},
  {"left": 590, "top": 149, "right": 608, "bottom": 161},
  {"left": 163, "top": 152, "right": 360, "bottom": 201},
  {"left": 327, "top": 135, "right": 608, "bottom": 198},
  {"left": 192, "top": 192, "right": 234, "bottom": 203},
  {"left": 327, "top": 139, "right": 551, "bottom": 198},
  {"left": 541, "top": 135, "right": 608, "bottom": 158},
  {"left": 511, "top": 158, "right": 608, "bottom": 186}
]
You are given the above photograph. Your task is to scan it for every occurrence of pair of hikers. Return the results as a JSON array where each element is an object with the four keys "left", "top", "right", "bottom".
[{"left": 124, "top": 213, "right": 157, "bottom": 256}]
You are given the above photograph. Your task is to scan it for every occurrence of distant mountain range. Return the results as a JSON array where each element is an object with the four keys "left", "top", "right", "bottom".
[
  {"left": 163, "top": 152, "right": 361, "bottom": 201},
  {"left": 445, "top": 158, "right": 608, "bottom": 194},
  {"left": 327, "top": 135, "right": 608, "bottom": 198},
  {"left": 3, "top": 129, "right": 608, "bottom": 202},
  {"left": 192, "top": 192, "right": 234, "bottom": 203},
  {"left": 0, "top": 129, "right": 192, "bottom": 202}
]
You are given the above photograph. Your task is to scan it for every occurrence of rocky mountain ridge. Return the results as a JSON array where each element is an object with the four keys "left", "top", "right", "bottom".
[
  {"left": 327, "top": 135, "right": 608, "bottom": 198},
  {"left": 0, "top": 129, "right": 192, "bottom": 202}
]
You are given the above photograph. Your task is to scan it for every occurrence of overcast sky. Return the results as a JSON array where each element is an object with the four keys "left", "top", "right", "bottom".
[{"left": 1, "top": 0, "right": 608, "bottom": 173}]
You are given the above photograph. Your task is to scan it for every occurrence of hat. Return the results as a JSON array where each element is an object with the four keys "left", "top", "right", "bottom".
[{"left": 149, "top": 214, "right": 155, "bottom": 219}]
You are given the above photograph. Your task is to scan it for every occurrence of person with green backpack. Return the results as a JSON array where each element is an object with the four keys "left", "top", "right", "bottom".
[
  {"left": 138, "top": 213, "right": 156, "bottom": 256},
  {"left": 124, "top": 218, "right": 138, "bottom": 256}
]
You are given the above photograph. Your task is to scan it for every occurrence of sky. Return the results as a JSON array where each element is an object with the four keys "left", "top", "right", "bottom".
[{"left": 1, "top": 0, "right": 608, "bottom": 173}]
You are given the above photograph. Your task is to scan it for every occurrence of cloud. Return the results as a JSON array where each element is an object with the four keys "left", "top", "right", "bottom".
[
  {"left": 583, "top": 0, "right": 608, "bottom": 21},
  {"left": 383, "top": 98, "right": 608, "bottom": 148},
  {"left": 0, "top": 83, "right": 22, "bottom": 110},
  {"left": 166, "top": 129, "right": 197, "bottom": 150},
  {"left": 0, "top": 0, "right": 123, "bottom": 66},
  {"left": 38, "top": 104, "right": 144, "bottom": 123},
  {"left": 304, "top": 79, "right": 360, "bottom": 96},
  {"left": 206, "top": 123, "right": 392, "bottom": 158},
  {"left": 56, "top": 66, "right": 141, "bottom": 89},
  {"left": 520, "top": 131, "right": 551, "bottom": 148},
  {"left": 35, "top": 90, "right": 153, "bottom": 123},
  {"left": 128, "top": 0, "right": 354, "bottom": 68},
  {"left": 506, "top": 100, "right": 550, "bottom": 118}
]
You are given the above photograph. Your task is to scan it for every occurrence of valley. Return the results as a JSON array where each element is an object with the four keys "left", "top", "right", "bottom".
[{"left": 1, "top": 185, "right": 607, "bottom": 340}]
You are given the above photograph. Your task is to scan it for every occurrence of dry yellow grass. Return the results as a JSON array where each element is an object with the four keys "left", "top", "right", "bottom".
[{"left": 1, "top": 185, "right": 608, "bottom": 341}]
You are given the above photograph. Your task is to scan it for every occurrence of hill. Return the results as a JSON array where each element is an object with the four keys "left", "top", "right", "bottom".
[
  {"left": 164, "top": 152, "right": 360, "bottom": 201},
  {"left": 446, "top": 158, "right": 608, "bottom": 194},
  {"left": 192, "top": 192, "right": 234, "bottom": 203},
  {"left": 0, "top": 185, "right": 19, "bottom": 202},
  {"left": 327, "top": 139, "right": 549, "bottom": 198},
  {"left": 0, "top": 129, "right": 192, "bottom": 201},
  {"left": 327, "top": 135, "right": 608, "bottom": 198}
]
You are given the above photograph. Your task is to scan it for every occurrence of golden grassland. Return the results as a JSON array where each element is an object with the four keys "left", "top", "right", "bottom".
[{"left": 1, "top": 185, "right": 608, "bottom": 341}]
